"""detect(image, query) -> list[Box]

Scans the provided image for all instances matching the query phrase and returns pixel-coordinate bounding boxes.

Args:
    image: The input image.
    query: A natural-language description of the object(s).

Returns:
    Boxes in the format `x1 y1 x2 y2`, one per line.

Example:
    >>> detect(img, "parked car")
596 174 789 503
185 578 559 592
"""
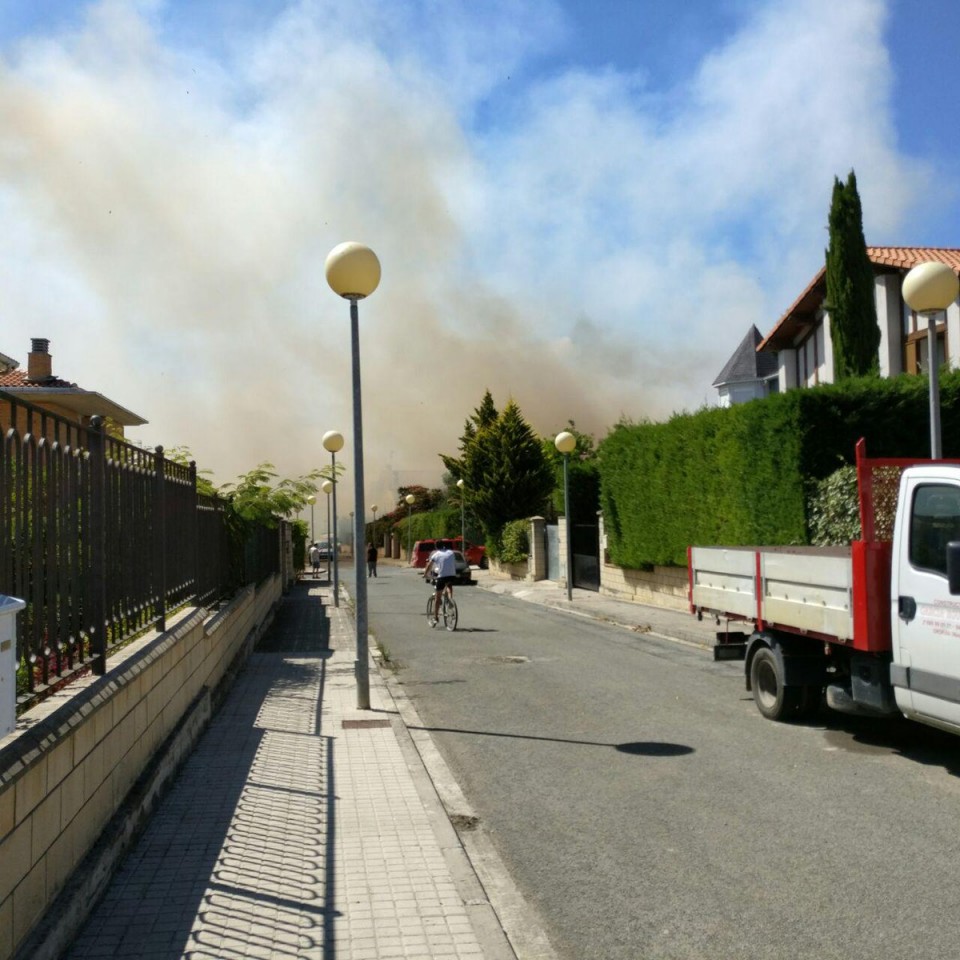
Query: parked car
422 550 472 585
451 537 487 569
315 540 336 561
411 537 487 569
410 539 436 569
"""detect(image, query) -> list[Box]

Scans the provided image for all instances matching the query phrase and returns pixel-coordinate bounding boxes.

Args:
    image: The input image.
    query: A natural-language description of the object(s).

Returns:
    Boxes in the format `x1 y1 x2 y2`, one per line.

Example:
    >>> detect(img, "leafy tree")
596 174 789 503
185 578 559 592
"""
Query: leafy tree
219 463 322 526
541 421 600 524
443 394 553 541
825 170 880 378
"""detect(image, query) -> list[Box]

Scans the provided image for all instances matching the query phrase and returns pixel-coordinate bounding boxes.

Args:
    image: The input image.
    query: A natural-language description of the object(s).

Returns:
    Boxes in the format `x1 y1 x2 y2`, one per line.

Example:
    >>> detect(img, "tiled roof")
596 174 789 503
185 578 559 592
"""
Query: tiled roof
759 246 960 352
866 246 960 270
713 325 779 386
0 369 77 389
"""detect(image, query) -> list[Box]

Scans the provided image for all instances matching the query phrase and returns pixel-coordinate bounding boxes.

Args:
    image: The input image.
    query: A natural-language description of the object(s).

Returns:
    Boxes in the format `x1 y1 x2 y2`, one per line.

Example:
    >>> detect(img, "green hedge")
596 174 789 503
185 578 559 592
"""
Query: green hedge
599 371 960 567
394 505 464 546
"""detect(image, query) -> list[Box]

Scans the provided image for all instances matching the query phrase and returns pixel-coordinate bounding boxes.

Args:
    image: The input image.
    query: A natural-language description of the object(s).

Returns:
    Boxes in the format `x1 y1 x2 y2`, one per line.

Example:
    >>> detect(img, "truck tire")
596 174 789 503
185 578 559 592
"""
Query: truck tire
750 646 802 721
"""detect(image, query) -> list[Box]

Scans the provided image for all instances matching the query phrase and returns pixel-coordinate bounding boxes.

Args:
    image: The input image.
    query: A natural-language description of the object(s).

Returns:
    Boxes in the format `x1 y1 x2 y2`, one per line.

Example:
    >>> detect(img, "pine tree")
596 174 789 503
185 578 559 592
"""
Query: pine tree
441 393 553 540
825 170 880 379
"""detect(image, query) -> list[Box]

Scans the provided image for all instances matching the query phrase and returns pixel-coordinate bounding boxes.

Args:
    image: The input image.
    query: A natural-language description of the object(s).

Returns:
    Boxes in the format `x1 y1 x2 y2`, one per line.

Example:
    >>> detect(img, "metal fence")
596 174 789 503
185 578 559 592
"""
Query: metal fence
0 389 280 708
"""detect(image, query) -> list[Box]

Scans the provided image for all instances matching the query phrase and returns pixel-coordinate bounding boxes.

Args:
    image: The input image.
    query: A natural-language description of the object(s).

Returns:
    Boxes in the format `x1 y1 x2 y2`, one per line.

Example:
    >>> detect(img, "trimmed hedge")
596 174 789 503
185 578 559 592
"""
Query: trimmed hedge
599 371 960 567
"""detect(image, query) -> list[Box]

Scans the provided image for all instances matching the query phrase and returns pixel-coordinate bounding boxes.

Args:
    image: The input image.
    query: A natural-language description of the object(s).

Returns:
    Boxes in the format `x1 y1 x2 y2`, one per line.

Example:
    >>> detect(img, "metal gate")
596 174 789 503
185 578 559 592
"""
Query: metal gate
572 523 600 591
545 523 560 580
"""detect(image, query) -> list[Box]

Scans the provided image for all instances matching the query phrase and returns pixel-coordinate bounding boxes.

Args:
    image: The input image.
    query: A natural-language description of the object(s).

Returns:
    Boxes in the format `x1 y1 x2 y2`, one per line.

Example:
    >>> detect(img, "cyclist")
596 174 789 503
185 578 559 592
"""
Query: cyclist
425 539 457 627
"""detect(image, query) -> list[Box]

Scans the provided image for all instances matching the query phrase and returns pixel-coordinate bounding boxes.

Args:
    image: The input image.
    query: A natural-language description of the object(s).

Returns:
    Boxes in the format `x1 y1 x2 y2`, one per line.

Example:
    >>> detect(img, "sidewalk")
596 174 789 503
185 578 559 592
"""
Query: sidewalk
63 568 716 960
64 578 515 960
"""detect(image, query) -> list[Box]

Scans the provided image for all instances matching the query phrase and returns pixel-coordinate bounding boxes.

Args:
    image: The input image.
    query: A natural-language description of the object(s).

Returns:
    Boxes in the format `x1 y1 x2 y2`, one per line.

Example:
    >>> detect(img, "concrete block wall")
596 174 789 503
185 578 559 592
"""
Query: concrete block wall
599 563 689 611
0 575 281 960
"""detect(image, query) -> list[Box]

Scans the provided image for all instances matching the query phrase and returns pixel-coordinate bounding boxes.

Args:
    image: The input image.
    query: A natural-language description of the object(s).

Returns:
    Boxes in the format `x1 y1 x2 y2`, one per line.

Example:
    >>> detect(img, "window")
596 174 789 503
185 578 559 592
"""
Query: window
909 484 960 575
794 325 822 388
902 308 947 376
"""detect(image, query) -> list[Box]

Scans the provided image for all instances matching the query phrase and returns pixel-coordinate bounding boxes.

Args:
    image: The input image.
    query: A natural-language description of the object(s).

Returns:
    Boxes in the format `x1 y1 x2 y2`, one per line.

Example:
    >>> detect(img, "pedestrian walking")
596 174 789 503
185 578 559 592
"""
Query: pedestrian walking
366 542 378 578
309 542 321 578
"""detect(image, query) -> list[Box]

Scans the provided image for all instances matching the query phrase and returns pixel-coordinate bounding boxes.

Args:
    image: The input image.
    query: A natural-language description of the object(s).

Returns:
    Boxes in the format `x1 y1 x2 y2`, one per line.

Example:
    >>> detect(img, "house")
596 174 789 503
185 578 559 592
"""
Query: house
0 338 147 437
758 247 960 392
712 325 779 406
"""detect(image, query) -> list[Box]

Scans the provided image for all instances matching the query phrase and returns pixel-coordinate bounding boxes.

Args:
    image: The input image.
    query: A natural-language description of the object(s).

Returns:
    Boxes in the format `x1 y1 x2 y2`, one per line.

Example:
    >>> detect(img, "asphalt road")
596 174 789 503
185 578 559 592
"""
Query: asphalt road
365 565 960 960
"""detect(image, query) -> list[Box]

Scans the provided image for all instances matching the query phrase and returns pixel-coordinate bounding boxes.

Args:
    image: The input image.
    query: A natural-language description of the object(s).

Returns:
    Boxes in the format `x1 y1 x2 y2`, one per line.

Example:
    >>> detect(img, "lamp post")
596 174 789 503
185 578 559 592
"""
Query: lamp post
456 479 465 554
321 479 333 583
371 504 378 554
903 261 960 459
307 495 316 544
349 512 354 556
323 430 344 607
405 493 415 560
326 241 381 710
555 431 576 601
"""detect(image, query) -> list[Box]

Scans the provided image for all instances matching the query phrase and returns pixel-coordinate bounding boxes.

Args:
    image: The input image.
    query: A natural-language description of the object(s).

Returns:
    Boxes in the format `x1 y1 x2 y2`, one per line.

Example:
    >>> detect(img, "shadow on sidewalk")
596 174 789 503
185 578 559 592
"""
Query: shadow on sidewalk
65 586 341 960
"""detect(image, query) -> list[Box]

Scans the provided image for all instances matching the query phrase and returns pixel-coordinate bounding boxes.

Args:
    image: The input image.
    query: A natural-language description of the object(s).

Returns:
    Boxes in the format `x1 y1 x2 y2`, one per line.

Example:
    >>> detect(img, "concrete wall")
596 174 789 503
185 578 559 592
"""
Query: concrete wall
486 517 689 612
0 575 282 960
598 563 689 612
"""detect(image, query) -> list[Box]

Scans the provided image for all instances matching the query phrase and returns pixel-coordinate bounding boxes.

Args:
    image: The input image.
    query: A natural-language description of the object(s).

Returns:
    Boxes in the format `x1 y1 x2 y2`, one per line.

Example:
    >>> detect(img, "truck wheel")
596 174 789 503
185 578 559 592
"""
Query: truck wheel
750 647 801 721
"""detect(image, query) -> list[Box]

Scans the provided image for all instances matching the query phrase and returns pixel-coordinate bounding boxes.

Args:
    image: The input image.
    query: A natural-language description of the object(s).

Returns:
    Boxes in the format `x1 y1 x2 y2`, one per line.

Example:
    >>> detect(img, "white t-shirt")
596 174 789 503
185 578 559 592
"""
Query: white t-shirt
429 548 457 578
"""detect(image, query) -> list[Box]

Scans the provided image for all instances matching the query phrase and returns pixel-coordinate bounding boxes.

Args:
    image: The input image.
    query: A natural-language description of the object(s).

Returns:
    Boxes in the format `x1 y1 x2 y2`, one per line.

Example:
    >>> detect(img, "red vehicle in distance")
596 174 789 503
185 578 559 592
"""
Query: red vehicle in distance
410 537 487 569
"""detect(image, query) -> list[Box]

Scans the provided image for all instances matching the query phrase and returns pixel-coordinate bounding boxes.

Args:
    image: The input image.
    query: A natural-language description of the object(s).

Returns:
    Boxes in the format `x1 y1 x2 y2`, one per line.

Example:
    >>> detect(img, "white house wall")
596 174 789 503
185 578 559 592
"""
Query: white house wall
877 274 902 378
773 272 960 390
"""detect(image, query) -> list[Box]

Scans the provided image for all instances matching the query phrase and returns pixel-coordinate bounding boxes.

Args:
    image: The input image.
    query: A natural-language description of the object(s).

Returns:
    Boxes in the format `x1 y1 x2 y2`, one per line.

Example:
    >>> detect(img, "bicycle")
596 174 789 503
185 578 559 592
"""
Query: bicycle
425 579 458 631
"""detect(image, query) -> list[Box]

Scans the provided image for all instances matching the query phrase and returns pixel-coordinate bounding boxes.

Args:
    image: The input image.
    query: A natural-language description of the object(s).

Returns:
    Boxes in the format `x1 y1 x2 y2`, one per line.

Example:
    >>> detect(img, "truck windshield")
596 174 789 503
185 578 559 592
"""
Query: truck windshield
909 484 960 575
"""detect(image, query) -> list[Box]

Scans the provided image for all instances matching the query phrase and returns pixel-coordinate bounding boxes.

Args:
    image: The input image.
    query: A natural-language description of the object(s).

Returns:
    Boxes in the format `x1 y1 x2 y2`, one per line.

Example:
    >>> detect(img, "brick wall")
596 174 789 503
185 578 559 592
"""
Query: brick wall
0 576 281 960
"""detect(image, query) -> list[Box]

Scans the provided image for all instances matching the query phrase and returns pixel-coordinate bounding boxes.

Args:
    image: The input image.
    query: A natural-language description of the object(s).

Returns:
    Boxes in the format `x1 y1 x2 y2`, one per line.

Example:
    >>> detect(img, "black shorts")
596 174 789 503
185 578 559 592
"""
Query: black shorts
433 575 457 592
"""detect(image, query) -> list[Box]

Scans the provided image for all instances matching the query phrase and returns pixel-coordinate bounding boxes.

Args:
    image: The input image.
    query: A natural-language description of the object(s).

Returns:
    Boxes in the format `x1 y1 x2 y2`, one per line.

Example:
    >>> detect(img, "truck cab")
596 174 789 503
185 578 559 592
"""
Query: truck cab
891 467 960 734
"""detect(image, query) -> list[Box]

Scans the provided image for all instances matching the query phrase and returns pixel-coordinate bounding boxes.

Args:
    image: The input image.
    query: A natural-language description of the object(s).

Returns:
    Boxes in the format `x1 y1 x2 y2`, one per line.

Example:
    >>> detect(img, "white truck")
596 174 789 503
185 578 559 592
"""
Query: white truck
688 441 960 733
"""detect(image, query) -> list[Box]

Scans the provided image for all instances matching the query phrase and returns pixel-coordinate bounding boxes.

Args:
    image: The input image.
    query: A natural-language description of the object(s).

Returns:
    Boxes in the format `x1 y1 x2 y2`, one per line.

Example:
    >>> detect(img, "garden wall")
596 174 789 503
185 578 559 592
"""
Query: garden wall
0 575 282 960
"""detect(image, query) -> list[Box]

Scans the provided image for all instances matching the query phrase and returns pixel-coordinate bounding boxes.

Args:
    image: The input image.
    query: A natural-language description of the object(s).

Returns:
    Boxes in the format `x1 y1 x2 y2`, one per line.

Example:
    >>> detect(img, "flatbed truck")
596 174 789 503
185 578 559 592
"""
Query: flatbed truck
688 440 960 734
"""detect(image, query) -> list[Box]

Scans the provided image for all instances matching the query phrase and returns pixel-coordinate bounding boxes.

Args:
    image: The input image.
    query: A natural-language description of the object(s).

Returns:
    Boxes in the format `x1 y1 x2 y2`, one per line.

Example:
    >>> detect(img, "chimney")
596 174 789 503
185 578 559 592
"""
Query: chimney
27 338 52 382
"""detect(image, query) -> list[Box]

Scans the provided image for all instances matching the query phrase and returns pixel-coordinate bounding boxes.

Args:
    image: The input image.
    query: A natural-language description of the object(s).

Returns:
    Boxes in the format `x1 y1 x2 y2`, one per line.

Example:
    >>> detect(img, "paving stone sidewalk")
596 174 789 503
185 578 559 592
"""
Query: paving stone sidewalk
63 579 509 960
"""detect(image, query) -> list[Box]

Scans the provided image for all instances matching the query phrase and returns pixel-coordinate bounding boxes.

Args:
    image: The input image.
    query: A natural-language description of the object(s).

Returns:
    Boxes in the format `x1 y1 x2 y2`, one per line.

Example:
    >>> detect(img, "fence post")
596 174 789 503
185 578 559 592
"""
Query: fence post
190 461 199 604
88 416 107 676
155 446 167 632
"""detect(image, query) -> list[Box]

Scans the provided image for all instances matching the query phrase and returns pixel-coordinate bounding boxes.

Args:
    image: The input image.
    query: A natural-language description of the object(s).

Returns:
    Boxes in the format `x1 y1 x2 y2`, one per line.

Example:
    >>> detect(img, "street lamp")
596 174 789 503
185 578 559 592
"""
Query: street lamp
306 495 316 544
405 493 415 560
321 479 333 583
323 429 344 607
456 479 465 555
371 504 378 551
326 240 381 710
555 431 576 601
903 261 960 459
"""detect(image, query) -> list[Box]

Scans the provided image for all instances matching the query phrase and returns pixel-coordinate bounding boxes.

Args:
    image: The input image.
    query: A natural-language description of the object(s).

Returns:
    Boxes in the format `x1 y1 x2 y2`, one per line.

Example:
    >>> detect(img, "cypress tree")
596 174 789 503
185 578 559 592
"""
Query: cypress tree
825 170 880 379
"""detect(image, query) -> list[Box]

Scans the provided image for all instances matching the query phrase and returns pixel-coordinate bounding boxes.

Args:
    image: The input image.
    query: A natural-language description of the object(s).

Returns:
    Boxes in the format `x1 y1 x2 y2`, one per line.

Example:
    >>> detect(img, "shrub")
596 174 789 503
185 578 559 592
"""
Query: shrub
808 466 860 545
499 519 530 564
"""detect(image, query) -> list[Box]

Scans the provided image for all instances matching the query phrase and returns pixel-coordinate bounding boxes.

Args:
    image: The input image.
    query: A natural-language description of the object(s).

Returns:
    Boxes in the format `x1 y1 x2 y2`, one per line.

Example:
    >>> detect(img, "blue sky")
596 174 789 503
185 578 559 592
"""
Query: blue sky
0 0 957 502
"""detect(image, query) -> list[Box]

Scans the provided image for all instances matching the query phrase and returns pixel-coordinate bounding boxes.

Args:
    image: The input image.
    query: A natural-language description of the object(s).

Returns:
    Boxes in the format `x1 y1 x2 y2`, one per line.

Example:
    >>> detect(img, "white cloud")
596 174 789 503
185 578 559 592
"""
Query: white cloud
0 0 933 509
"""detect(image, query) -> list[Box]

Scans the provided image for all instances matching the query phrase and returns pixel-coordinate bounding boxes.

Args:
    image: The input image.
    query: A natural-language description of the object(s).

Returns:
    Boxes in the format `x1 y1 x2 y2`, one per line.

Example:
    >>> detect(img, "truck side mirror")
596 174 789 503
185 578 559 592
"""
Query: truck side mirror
948 542 960 595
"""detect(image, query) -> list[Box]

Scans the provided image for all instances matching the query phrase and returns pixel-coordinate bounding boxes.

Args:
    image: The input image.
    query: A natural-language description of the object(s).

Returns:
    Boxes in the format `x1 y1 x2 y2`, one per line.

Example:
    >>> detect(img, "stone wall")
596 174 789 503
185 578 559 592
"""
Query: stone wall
599 563 689 611
0 575 282 960
486 517 689 612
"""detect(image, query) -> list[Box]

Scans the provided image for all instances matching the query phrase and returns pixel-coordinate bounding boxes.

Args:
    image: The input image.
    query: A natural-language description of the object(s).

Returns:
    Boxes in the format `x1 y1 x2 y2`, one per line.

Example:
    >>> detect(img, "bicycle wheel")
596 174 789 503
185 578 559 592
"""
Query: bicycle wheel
442 593 458 631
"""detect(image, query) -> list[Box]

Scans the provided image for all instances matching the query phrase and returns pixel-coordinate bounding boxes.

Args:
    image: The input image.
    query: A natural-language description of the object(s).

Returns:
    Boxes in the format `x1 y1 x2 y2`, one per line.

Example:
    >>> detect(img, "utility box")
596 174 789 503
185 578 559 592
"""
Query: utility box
0 595 25 738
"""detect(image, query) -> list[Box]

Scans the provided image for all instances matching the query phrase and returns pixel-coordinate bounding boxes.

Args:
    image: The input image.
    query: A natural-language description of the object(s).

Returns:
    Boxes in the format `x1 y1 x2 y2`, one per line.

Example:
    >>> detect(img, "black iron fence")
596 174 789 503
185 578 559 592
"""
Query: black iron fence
0 389 280 708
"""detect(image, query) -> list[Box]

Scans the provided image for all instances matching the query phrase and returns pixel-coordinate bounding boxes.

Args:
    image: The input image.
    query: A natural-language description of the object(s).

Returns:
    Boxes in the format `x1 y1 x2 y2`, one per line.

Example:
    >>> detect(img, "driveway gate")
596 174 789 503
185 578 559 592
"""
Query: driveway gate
571 523 600 591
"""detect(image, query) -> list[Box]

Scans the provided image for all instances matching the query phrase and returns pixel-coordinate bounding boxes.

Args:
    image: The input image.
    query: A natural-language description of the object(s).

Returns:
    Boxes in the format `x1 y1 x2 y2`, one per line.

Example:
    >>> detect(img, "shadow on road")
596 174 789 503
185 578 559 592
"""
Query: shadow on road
407 722 694 758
